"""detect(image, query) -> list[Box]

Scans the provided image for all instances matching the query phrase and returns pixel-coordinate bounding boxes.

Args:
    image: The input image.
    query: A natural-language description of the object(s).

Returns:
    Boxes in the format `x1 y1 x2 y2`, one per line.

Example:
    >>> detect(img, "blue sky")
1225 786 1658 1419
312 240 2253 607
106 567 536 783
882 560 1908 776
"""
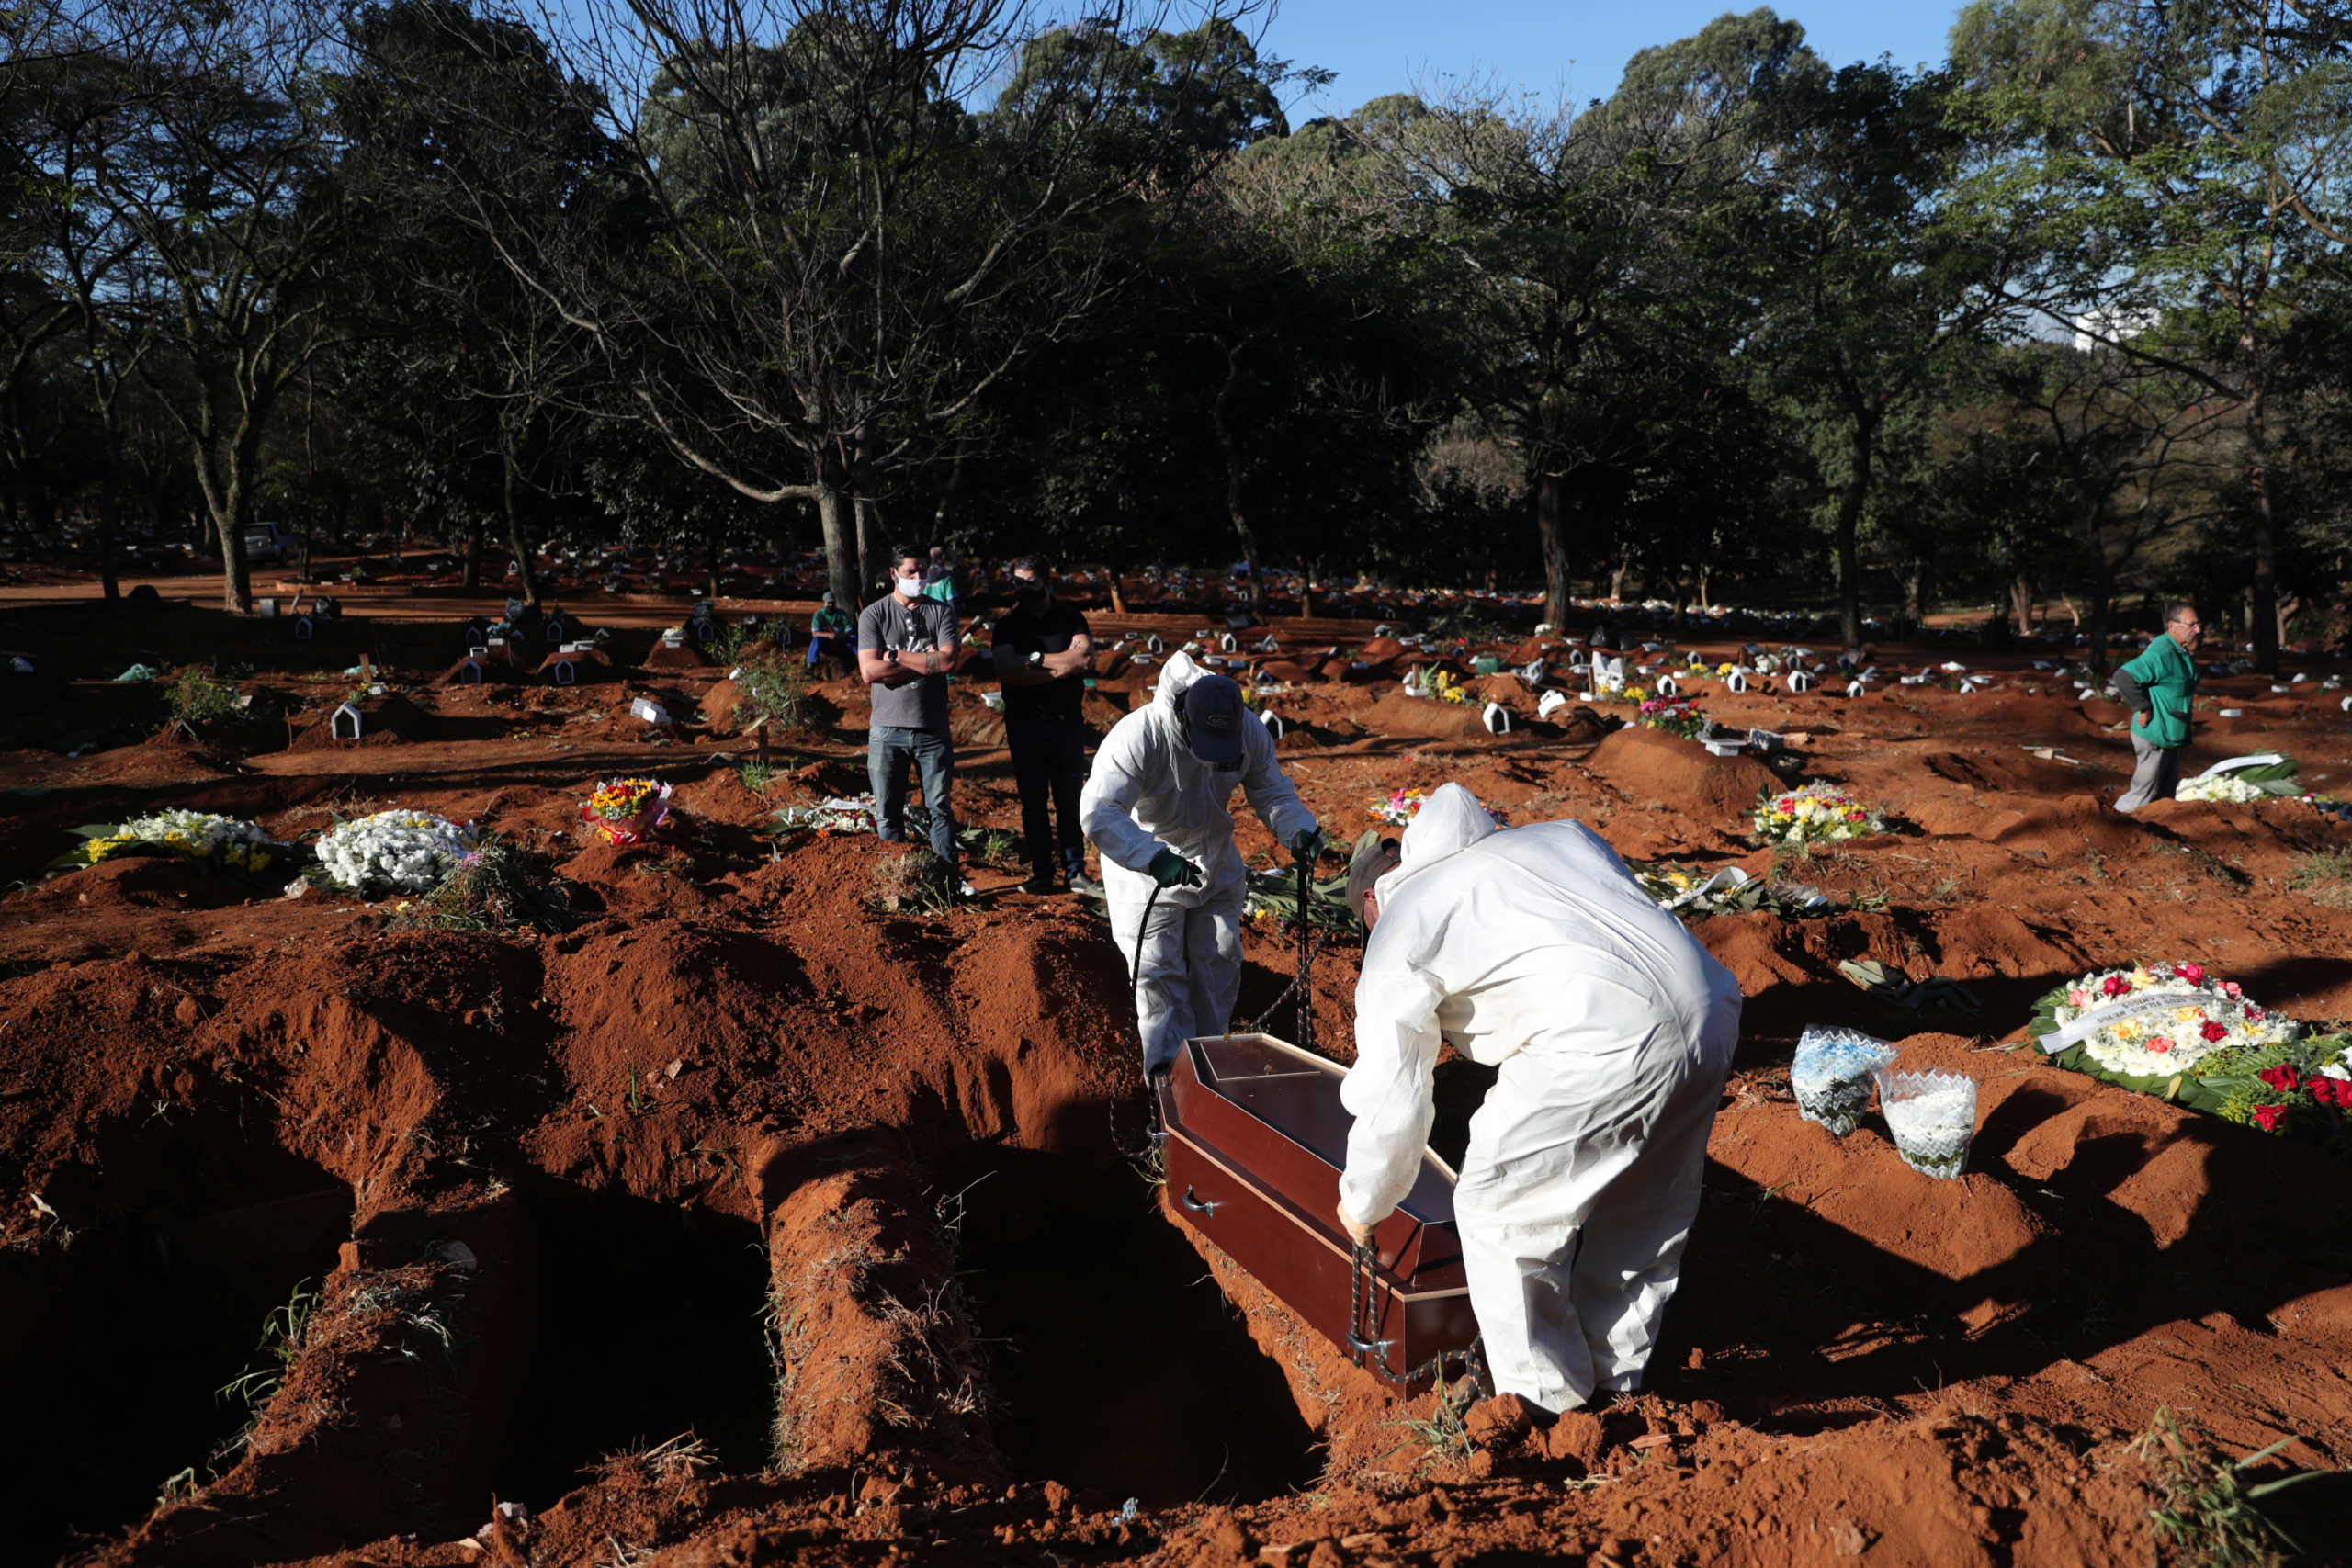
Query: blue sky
1251 1 1969 120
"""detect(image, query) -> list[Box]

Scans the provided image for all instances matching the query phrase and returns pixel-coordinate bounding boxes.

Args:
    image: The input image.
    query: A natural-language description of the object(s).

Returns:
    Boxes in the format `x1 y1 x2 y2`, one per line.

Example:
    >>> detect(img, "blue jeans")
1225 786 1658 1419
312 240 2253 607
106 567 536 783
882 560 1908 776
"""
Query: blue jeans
869 724 956 867
1007 715 1088 881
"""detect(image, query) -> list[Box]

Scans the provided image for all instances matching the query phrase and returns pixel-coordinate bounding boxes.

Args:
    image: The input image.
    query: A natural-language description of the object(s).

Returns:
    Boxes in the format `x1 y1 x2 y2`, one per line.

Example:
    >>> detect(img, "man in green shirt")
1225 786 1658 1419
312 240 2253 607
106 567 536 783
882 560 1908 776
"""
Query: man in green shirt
2111 603 2203 813
806 591 855 672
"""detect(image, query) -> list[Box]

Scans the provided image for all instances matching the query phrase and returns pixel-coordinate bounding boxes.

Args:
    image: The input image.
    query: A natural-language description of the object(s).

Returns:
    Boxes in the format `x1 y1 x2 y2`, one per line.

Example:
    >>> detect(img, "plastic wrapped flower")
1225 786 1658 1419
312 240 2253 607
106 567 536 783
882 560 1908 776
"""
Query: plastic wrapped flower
315 810 475 896
1754 783 1884 845
584 777 673 845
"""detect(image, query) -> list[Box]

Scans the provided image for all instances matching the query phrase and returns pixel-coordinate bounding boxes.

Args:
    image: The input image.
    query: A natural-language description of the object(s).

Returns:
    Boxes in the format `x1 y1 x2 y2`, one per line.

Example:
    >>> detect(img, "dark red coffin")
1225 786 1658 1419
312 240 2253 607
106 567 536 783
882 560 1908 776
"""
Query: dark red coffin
1156 1032 1477 1385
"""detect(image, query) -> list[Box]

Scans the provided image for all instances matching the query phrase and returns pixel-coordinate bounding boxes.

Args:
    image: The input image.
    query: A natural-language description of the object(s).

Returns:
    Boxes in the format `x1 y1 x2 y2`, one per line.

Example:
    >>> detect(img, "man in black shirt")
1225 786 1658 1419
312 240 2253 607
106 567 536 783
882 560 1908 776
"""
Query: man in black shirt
992 553 1095 894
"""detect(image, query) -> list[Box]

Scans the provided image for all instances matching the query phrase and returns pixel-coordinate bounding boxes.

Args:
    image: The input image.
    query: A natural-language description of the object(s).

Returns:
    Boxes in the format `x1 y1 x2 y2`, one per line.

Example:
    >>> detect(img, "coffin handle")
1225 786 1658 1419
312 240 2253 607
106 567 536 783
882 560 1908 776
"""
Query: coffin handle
1346 1330 1395 1357
1179 1186 1222 1215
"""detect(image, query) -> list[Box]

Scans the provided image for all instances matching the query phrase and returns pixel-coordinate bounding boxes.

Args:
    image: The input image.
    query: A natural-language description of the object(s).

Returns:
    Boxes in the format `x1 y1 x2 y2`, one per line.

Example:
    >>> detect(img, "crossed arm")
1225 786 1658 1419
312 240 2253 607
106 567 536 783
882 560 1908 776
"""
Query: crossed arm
992 632 1093 686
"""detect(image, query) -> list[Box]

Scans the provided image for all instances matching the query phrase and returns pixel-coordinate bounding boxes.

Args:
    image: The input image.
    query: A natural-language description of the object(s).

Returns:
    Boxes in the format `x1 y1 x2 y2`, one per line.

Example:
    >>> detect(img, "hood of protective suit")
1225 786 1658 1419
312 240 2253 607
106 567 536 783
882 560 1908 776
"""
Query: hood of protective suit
1150 648 1210 715
1079 649 1317 908
1374 783 1496 912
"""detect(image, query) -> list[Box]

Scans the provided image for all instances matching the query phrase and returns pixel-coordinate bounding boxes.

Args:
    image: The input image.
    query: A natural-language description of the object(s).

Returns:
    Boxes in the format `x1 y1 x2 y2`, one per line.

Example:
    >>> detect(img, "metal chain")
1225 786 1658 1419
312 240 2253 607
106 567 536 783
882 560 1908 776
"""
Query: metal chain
1239 924 1323 1040
1347 1240 1489 1394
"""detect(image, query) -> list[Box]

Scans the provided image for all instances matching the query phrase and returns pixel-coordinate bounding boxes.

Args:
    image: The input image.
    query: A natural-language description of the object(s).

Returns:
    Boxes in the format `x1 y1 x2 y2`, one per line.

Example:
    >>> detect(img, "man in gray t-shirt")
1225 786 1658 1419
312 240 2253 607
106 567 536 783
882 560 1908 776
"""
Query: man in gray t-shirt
859 545 963 880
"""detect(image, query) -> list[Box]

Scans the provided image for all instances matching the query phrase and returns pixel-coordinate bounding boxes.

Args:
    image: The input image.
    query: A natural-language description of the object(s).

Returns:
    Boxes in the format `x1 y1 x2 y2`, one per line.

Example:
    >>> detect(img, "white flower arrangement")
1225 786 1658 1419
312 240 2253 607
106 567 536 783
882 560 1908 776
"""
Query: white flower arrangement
79 809 287 876
2174 772 2266 804
2035 964 2295 1078
316 809 476 895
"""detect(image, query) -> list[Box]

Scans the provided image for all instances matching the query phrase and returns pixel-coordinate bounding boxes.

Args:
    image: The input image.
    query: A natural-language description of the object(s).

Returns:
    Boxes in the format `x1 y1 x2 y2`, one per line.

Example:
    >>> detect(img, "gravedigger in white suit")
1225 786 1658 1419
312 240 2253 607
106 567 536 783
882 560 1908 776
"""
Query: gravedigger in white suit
1080 650 1320 1077
1336 784 1742 1412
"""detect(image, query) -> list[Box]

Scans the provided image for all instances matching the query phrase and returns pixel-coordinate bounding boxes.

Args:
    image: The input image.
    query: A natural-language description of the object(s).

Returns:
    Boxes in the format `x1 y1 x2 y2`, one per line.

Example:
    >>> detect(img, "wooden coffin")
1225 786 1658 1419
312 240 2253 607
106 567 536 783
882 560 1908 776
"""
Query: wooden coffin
1156 1032 1477 1386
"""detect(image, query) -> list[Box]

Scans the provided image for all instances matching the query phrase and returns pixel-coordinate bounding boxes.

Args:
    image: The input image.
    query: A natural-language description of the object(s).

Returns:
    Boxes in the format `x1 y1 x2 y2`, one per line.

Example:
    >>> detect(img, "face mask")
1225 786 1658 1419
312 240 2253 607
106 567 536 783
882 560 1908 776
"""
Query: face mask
1014 582 1046 610
896 574 925 596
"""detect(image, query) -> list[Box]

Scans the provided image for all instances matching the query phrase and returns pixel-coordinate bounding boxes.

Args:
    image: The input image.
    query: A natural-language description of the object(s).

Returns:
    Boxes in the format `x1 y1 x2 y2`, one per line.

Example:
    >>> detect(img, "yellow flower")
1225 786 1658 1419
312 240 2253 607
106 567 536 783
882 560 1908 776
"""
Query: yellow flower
2172 1006 2202 1024
2114 1021 2143 1042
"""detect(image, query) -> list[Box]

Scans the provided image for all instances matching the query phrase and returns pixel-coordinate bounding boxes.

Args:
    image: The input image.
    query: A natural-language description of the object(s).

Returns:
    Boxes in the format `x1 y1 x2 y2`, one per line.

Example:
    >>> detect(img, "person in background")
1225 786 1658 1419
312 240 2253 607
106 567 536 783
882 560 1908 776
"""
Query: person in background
807 590 855 671
859 546 965 891
1080 653 1319 1077
1337 785 1742 1414
992 554 1097 895
922 545 958 618
2112 602 2203 813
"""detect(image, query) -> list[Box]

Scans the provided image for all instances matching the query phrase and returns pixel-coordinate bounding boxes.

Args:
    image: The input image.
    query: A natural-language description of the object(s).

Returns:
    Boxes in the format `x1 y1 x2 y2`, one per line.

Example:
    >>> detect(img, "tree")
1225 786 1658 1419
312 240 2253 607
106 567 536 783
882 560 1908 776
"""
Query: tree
422 0 1275 609
73 0 357 612
1357 9 1815 631
335 0 615 602
1748 49 2022 655
1951 0 2352 670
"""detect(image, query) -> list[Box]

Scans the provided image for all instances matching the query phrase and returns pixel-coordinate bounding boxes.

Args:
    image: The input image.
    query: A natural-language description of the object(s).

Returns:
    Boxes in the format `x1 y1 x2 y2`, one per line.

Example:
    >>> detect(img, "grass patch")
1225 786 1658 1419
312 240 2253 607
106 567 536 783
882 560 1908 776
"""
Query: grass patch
738 760 775 794
869 845 958 917
2138 1408 2320 1568
164 668 243 731
732 652 840 737
2288 849 2352 909
391 839 577 935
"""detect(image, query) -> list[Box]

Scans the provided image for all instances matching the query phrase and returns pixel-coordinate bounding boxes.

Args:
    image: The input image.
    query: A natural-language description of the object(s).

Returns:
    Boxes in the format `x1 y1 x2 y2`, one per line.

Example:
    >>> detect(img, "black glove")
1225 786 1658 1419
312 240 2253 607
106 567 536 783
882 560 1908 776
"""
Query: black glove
1287 828 1322 858
1148 849 1204 889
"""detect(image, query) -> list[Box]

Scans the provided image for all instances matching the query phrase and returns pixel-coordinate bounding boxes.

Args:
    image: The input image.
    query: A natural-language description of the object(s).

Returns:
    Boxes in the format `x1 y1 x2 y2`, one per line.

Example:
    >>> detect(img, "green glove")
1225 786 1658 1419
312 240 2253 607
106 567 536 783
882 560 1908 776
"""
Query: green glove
1148 849 1204 889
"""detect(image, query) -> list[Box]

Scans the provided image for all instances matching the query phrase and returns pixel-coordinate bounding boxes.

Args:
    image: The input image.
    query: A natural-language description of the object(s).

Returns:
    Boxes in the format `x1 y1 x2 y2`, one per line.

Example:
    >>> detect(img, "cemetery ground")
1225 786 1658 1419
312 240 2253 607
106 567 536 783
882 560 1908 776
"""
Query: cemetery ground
3 569 2351 1568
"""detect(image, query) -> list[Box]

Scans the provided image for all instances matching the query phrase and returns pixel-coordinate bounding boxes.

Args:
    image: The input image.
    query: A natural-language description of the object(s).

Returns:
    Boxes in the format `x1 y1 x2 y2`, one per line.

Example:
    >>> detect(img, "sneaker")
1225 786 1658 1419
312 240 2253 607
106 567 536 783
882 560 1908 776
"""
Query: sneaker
958 881 978 899
1067 872 1101 896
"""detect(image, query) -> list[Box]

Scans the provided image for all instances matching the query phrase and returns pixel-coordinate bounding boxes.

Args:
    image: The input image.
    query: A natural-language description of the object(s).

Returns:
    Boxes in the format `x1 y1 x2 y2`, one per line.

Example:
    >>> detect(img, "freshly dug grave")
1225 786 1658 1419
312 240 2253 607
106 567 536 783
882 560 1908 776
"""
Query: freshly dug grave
2 597 2351 1568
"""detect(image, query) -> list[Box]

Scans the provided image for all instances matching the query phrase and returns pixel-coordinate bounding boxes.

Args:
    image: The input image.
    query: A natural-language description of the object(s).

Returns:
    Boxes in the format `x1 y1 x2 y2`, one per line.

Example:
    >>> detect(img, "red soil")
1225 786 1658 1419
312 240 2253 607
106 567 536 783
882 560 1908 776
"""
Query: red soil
1 582 2348 1568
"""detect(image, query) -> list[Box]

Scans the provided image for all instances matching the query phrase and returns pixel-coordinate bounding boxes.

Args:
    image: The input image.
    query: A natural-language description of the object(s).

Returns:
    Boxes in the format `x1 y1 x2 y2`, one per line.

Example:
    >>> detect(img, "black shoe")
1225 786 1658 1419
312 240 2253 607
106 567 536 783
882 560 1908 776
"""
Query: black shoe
1021 874 1058 895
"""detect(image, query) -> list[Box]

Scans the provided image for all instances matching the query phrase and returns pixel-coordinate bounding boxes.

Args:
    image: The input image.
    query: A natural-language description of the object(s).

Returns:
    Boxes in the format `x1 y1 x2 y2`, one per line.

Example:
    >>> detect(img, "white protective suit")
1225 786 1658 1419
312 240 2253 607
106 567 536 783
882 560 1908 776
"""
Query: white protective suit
1338 784 1742 1412
1080 651 1319 1075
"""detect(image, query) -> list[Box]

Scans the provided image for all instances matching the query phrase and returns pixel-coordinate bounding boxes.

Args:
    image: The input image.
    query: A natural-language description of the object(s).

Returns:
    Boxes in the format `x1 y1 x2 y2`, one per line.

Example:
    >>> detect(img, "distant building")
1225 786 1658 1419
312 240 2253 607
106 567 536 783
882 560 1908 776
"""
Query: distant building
2072 306 2160 353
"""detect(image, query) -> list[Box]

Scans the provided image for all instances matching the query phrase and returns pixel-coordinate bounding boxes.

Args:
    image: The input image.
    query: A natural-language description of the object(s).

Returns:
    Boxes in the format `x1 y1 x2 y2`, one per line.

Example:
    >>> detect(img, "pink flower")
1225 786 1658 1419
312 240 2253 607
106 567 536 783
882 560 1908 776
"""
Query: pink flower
2222 981 2243 999
2068 988 2091 1009
2149 1036 2173 1055
2177 963 2206 985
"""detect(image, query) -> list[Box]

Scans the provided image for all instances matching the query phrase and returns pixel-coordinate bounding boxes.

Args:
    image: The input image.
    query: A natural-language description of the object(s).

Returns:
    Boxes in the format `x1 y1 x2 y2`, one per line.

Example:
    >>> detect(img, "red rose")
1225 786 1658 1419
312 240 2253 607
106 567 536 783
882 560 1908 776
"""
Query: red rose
2102 976 2132 998
2200 1021 2230 1043
2256 1065 2301 1093
2246 1006 2267 1022
2312 1078 2350 1109
2177 964 2206 985
2252 1104 2287 1133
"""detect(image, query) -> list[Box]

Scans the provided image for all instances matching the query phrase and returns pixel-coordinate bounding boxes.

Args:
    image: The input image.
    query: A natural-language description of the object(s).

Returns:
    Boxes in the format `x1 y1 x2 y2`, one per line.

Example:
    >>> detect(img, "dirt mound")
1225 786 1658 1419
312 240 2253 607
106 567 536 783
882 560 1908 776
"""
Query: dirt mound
1921 748 2107 795
1584 723 1782 821
641 638 709 671
287 693 432 750
1968 794 2148 858
1362 690 1508 741
14 853 252 916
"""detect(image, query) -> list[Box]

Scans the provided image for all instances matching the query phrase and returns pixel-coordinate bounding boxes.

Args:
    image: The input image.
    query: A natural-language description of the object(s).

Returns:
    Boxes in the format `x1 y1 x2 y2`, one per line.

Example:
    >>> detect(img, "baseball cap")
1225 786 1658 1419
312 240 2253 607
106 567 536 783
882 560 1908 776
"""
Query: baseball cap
1179 674 1248 766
